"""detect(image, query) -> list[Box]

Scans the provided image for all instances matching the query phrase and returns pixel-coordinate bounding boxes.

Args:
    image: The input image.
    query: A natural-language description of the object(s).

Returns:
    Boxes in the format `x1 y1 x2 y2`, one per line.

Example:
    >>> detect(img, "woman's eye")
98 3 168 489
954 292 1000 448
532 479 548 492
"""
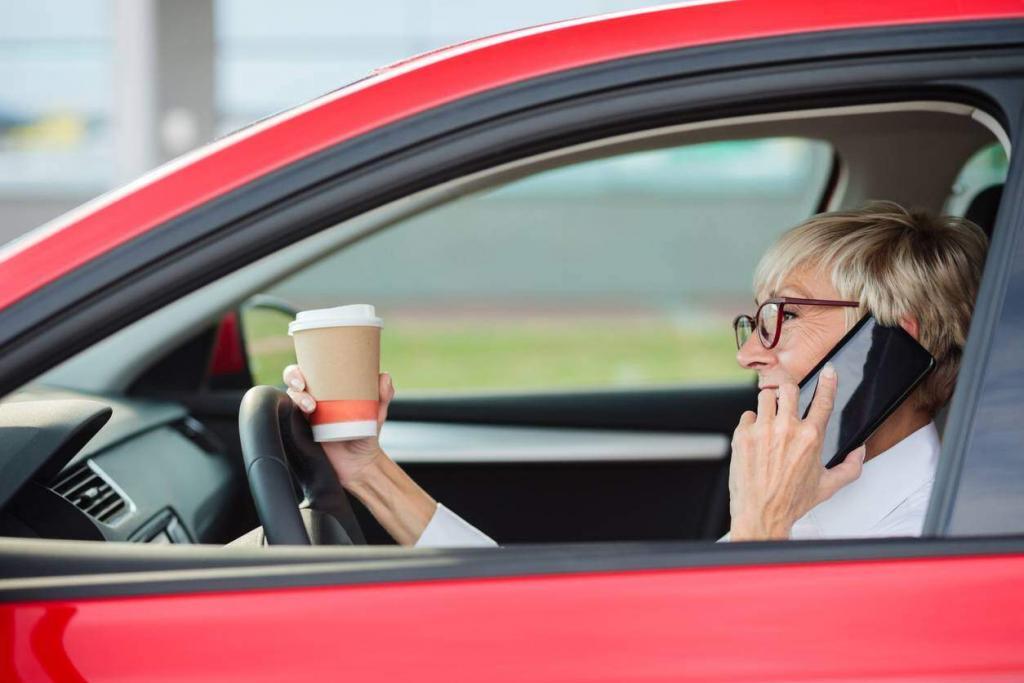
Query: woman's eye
783 311 798 321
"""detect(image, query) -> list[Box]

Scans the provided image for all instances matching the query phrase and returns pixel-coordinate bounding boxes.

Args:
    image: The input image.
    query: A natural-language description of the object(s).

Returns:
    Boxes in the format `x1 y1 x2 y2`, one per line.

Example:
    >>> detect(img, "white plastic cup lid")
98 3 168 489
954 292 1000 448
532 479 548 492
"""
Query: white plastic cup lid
288 304 383 335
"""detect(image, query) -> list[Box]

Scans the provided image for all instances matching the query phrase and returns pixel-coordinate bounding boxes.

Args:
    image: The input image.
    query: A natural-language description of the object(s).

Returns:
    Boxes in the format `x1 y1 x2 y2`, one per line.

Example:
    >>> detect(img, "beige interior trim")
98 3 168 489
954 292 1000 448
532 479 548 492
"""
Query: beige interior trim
380 421 729 463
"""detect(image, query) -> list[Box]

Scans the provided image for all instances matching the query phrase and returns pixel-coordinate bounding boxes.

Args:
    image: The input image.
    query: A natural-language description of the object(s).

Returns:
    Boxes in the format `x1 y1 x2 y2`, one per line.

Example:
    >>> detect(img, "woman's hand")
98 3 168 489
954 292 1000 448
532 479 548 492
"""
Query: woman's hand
728 364 866 541
283 364 395 488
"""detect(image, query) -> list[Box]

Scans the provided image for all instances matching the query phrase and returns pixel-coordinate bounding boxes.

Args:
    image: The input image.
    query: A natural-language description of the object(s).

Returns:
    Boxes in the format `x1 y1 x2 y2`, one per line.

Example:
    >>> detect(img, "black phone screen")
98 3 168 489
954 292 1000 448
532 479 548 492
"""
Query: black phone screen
797 316 935 469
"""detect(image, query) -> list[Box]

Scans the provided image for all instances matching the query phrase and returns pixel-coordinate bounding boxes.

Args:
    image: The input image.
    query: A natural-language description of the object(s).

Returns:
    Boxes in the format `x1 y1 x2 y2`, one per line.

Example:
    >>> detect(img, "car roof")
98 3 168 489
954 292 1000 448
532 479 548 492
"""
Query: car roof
2 0 1022 310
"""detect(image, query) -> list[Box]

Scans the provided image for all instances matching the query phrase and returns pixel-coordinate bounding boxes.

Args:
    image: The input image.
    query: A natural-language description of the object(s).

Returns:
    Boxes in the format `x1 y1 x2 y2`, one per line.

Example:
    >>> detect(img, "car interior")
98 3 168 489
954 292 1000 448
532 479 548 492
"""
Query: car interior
0 99 1008 549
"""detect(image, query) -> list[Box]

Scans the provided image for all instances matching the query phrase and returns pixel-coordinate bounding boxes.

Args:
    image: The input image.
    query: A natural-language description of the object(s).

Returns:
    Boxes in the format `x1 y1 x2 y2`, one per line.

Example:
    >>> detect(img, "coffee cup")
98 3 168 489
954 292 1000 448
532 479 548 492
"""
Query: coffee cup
288 304 383 441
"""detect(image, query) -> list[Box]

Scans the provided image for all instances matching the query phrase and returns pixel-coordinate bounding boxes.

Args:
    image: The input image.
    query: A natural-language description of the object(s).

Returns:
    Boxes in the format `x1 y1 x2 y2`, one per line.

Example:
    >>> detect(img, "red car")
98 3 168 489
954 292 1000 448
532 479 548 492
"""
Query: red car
3 1 1024 680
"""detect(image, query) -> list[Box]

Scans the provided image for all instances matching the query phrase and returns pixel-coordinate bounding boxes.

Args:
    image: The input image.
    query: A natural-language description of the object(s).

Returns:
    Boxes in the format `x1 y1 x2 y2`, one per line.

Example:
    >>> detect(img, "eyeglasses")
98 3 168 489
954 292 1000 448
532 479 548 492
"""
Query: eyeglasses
733 297 860 350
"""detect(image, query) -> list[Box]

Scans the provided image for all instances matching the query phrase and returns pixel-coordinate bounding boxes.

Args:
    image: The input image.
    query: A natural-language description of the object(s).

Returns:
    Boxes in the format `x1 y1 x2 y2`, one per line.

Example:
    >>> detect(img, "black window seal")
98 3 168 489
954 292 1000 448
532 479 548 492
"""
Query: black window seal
2 534 1024 603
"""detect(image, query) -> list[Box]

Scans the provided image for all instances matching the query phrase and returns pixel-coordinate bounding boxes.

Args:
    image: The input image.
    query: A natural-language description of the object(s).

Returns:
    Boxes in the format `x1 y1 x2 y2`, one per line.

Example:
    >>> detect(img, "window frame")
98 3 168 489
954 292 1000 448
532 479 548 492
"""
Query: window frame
1 23 1024 596
924 83 1024 537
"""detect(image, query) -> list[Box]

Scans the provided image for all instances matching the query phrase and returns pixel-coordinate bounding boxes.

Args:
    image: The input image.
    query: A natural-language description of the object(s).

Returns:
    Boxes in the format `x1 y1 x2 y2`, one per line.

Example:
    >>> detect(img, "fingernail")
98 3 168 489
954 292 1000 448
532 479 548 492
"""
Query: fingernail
822 362 836 378
289 378 303 391
301 397 314 412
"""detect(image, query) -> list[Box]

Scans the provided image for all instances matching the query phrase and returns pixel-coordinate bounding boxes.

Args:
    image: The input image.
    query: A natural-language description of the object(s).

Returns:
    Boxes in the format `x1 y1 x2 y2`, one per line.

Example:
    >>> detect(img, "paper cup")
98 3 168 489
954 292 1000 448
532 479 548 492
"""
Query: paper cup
288 304 383 441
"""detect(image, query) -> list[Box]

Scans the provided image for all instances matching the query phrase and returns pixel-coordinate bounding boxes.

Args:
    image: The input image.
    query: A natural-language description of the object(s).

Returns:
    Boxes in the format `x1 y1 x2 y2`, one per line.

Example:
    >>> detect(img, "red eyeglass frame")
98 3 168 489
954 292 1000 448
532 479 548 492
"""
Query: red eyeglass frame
733 296 860 350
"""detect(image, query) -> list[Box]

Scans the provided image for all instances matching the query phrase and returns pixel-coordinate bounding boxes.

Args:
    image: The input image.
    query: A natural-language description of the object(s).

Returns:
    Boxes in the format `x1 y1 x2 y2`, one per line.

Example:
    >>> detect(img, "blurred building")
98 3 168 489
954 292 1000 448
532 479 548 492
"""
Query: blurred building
0 0 656 243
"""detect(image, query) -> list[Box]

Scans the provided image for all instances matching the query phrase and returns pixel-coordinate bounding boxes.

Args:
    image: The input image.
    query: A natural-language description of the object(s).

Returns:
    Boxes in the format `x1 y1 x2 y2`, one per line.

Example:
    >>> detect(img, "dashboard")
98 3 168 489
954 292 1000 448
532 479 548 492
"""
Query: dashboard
0 385 246 545
1 382 739 547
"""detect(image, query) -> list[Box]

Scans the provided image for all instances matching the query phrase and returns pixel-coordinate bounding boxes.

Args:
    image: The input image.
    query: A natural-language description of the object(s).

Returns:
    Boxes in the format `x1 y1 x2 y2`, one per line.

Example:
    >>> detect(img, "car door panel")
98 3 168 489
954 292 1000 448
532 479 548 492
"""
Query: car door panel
176 384 753 543
382 422 730 463
397 459 729 544
3 541 1024 682
383 422 731 543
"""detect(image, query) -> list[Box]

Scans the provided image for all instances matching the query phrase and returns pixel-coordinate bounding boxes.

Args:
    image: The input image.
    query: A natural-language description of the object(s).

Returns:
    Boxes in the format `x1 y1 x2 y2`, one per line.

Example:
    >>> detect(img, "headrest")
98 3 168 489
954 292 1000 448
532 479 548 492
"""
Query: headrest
965 184 1003 240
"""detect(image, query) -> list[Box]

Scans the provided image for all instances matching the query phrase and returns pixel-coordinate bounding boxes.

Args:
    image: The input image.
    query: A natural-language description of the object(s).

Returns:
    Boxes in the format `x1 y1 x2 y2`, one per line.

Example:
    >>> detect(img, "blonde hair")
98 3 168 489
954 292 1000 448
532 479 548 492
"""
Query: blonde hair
754 201 988 415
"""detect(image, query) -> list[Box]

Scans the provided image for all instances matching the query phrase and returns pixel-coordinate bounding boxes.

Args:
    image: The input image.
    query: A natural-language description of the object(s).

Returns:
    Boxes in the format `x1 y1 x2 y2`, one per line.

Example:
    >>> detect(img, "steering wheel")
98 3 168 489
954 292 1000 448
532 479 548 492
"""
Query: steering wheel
238 385 365 545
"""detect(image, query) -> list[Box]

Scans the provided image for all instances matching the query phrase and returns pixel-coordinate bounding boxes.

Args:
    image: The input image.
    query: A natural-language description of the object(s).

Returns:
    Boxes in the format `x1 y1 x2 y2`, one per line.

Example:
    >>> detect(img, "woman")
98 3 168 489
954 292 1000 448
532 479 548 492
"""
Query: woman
284 201 987 545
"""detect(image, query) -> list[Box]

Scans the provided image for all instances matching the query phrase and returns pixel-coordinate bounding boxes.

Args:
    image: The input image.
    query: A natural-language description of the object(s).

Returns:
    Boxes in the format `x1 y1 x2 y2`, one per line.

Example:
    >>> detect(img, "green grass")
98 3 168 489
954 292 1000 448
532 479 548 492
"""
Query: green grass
242 308 750 392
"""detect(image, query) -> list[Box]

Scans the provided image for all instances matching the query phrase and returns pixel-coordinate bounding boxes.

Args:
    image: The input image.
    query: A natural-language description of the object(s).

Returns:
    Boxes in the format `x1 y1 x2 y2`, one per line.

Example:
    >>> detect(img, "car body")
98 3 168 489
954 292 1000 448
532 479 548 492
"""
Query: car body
3 1 1024 680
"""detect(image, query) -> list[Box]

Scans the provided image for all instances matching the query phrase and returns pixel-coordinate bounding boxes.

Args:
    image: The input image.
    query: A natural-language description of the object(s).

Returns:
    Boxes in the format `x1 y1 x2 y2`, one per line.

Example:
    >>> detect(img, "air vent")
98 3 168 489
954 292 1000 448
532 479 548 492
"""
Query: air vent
51 465 127 524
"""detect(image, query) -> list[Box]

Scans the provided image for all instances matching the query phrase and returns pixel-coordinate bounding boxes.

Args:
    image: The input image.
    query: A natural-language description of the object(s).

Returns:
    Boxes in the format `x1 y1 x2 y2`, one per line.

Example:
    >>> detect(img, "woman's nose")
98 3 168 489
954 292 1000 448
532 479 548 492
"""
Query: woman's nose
736 331 775 370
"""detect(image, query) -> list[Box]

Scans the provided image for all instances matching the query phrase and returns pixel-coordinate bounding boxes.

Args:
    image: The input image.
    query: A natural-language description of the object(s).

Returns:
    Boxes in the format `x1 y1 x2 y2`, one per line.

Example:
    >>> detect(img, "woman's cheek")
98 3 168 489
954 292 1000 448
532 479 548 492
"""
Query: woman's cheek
776 331 833 382
774 345 812 383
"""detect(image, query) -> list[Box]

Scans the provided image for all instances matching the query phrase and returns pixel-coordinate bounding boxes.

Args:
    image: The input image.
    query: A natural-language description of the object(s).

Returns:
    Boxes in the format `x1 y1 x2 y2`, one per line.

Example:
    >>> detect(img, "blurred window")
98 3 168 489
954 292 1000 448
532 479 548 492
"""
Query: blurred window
248 138 835 391
0 1 113 197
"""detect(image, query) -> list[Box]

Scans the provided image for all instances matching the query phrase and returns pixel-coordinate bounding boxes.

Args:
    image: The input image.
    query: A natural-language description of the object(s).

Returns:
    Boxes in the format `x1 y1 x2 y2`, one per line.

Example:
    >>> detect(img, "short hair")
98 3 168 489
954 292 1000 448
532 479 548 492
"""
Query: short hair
753 201 988 415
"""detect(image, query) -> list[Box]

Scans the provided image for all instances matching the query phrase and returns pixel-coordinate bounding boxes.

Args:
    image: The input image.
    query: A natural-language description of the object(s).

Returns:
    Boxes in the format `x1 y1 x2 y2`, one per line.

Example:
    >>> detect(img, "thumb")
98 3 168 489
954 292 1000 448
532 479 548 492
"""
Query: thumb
376 373 394 432
818 445 866 500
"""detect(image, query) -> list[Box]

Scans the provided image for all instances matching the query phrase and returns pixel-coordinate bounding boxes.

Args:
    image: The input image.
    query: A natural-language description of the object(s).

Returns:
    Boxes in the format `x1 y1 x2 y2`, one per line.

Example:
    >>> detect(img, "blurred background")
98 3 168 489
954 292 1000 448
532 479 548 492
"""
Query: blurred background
2 1 1008 393
2 0 667 240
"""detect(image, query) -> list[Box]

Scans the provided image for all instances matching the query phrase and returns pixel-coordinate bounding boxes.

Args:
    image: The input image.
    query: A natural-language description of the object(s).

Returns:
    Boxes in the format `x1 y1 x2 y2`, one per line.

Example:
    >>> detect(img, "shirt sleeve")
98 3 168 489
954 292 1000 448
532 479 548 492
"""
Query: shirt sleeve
415 503 498 548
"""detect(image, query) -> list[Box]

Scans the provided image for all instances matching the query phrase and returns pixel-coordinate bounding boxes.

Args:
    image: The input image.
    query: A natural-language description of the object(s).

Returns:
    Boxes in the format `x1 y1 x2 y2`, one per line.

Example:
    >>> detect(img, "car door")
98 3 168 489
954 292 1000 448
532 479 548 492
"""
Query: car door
3 12 1024 682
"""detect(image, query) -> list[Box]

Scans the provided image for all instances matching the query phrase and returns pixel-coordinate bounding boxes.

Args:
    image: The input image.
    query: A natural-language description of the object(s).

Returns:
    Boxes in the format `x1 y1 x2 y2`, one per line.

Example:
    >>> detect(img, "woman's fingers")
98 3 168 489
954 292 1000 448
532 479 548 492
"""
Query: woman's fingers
818 444 865 500
733 411 756 447
283 364 314 413
377 373 394 429
283 364 305 391
286 387 316 414
805 363 838 429
776 382 798 420
756 388 777 424
378 372 394 406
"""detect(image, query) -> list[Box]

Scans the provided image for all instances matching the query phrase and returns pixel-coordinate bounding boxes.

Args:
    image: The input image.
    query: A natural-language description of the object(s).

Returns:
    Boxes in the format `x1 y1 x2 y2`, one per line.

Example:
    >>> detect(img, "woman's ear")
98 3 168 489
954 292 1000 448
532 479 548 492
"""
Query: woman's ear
899 315 921 340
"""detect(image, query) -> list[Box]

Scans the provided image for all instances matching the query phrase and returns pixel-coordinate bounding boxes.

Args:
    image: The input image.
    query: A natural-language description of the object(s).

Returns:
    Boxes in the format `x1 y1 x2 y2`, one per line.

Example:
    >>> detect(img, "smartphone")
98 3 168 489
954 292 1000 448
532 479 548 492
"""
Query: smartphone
797 315 936 469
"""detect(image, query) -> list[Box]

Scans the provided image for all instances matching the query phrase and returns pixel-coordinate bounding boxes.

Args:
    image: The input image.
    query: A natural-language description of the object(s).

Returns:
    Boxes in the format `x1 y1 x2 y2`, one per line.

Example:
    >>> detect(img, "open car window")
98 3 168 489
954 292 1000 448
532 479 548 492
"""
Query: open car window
7 99 1008 550
245 137 835 394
